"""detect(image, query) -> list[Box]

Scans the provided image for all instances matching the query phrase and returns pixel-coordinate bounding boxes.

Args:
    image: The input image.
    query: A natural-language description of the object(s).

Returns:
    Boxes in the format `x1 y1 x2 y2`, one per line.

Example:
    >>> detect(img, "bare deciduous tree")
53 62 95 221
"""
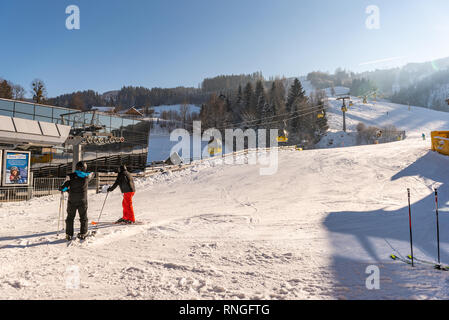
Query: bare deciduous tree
12 85 26 100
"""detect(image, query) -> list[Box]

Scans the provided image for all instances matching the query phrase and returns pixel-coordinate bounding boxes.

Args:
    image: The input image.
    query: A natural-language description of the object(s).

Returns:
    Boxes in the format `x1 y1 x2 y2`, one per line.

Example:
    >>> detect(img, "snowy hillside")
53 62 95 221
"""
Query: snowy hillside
3 100 449 299
317 97 449 149
284 77 315 96
324 87 350 97
146 105 201 163
149 104 201 117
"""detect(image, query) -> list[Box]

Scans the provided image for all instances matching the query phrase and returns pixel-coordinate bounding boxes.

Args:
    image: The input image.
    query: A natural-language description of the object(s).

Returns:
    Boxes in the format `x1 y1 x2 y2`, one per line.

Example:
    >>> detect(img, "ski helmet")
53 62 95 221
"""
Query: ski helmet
75 161 87 172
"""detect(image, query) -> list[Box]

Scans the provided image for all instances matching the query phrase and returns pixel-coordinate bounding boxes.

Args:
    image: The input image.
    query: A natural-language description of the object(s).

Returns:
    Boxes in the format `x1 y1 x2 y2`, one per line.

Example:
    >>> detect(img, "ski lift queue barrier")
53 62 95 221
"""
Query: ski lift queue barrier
432 131 449 156
0 177 66 202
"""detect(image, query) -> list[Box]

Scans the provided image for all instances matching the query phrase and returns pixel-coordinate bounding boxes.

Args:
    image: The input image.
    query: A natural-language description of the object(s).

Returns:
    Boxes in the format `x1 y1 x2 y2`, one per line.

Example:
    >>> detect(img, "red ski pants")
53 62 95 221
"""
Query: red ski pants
122 192 135 222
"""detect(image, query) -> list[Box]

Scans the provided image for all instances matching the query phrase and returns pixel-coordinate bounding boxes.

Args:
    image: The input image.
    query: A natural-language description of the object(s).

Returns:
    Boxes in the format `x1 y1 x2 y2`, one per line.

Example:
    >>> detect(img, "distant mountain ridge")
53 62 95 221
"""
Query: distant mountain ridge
44 56 449 113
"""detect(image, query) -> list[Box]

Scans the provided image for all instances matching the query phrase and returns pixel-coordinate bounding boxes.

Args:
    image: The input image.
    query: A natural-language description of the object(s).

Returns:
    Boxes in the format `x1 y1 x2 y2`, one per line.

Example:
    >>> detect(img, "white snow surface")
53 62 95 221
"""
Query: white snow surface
3 99 449 300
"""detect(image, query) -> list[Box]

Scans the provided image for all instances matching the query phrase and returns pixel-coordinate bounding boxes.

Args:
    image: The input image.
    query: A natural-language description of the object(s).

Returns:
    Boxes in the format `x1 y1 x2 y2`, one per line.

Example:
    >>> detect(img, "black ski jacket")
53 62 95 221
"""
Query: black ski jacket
109 170 136 194
60 171 94 203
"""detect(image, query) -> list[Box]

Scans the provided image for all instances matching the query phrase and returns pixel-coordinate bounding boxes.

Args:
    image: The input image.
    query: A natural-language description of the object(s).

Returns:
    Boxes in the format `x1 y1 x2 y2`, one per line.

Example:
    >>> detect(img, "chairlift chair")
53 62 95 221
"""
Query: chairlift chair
277 120 289 143
208 137 223 156
317 111 325 119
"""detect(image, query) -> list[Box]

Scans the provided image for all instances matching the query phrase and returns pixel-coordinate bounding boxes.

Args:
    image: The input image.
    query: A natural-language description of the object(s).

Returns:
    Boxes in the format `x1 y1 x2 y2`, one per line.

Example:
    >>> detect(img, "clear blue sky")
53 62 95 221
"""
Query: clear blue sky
1 0 449 97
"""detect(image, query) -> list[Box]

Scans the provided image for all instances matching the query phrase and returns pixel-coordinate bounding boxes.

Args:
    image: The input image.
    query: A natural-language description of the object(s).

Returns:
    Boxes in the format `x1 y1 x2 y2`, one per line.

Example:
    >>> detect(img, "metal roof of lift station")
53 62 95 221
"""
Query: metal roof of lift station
0 115 71 148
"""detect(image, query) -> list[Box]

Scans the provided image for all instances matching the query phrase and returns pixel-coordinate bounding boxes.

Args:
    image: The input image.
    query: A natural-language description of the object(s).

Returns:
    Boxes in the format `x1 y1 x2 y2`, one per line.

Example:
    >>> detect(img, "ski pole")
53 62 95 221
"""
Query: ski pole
435 188 441 266
62 192 66 233
407 188 414 267
57 192 63 236
92 192 109 234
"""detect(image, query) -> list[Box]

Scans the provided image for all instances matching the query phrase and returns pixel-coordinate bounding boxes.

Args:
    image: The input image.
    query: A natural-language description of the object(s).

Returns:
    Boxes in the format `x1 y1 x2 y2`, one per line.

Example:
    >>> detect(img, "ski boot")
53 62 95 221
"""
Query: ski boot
66 235 74 241
77 233 89 240
115 218 125 224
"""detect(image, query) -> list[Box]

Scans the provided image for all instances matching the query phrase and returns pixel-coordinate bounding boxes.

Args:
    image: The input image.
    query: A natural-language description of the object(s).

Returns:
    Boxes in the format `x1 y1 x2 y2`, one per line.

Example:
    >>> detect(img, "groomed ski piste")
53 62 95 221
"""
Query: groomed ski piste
3 98 449 300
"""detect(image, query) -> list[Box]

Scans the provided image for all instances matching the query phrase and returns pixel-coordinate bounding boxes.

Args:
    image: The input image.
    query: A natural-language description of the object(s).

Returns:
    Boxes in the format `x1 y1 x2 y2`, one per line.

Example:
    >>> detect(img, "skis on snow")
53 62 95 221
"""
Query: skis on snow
390 188 449 271
113 220 144 225
66 232 96 246
66 221 145 245
390 254 412 265
390 254 449 271
406 255 449 271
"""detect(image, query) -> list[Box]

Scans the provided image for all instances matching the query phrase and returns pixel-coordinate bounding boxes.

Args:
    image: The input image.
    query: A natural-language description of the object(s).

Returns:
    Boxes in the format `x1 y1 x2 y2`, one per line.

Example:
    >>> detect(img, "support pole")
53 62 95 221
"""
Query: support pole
57 192 64 236
72 144 83 172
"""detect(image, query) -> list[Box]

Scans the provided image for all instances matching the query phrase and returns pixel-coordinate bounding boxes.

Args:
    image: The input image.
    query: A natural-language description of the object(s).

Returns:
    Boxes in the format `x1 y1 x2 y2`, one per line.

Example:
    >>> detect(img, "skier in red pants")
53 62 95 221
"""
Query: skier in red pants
108 165 136 224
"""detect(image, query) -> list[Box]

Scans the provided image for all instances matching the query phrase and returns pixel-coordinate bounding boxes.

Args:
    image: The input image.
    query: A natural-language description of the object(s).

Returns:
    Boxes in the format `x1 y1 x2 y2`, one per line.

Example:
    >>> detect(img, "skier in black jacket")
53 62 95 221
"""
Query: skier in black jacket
59 161 94 240
107 165 136 224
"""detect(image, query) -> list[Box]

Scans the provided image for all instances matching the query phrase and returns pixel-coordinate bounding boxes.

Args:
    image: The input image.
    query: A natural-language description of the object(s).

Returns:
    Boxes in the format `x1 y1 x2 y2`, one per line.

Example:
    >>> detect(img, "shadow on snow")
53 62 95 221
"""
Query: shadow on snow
323 151 449 299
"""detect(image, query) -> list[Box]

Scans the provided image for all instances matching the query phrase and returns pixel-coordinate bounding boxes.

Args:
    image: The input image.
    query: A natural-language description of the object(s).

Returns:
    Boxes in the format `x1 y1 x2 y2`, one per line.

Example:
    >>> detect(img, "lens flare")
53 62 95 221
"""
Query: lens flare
431 60 439 71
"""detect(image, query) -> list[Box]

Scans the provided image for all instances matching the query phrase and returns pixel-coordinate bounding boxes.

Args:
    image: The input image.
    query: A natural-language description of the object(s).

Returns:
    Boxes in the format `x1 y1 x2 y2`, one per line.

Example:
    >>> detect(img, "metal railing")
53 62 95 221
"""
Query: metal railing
33 178 67 198
31 152 148 178
0 187 33 202
0 178 66 203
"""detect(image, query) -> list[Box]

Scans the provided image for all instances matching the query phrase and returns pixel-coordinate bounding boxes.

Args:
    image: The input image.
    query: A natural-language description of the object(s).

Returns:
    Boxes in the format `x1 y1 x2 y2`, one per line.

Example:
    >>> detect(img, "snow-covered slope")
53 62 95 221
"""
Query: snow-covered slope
2 101 449 300
317 97 449 148
149 104 201 117
324 86 350 97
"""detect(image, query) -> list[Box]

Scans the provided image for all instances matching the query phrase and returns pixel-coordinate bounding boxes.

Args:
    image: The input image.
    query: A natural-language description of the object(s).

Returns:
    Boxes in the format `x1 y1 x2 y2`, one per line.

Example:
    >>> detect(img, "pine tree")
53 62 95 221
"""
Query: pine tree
310 90 329 138
230 85 243 124
286 79 309 143
286 78 306 112
0 80 13 99
269 79 286 115
70 92 85 110
236 85 243 105
254 80 266 123
261 102 275 127
243 82 255 113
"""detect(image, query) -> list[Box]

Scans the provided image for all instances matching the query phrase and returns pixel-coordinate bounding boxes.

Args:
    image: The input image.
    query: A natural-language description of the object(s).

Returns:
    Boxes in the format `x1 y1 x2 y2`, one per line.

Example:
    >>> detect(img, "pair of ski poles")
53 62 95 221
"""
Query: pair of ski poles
407 188 441 268
56 191 110 237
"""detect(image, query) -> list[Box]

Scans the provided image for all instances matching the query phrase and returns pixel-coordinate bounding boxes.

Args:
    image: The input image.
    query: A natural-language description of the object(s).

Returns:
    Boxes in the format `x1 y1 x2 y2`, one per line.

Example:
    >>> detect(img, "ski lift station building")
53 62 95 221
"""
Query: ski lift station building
0 98 150 186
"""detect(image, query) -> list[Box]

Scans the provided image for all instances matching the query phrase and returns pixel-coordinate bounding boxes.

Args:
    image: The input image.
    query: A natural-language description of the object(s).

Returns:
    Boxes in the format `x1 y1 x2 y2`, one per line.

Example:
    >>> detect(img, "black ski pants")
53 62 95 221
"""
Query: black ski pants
66 200 88 236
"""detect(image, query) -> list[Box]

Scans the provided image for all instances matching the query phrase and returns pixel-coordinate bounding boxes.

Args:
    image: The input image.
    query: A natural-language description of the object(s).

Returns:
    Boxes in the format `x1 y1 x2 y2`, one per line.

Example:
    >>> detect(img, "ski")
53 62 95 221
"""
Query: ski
113 220 145 226
66 237 76 247
89 221 146 237
390 254 412 265
391 254 449 271
92 221 145 226
406 255 449 271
